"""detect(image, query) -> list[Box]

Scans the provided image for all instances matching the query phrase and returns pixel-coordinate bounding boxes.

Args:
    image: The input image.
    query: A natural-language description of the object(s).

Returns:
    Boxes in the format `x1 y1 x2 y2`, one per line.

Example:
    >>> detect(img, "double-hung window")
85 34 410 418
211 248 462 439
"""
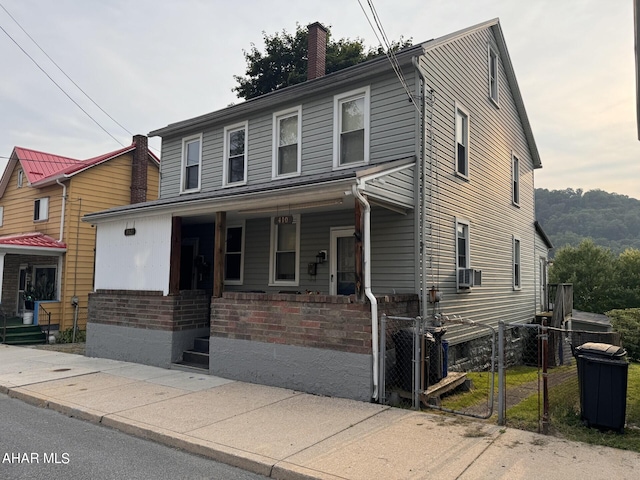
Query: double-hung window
225 224 244 284
488 46 499 105
512 153 520 206
455 104 469 178
333 87 370 168
269 215 300 285
273 107 301 178
224 122 248 186
34 197 49 221
513 236 521 290
181 135 202 193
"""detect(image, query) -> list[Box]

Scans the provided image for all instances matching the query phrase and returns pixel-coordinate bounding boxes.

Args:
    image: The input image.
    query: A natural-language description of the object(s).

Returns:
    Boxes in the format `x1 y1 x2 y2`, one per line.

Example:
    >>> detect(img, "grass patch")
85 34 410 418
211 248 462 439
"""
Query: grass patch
438 362 640 452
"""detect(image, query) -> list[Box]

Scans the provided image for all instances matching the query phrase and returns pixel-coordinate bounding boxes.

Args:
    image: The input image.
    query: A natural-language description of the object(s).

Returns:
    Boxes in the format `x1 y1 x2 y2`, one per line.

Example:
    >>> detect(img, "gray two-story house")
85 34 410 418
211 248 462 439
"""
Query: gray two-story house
84 18 548 402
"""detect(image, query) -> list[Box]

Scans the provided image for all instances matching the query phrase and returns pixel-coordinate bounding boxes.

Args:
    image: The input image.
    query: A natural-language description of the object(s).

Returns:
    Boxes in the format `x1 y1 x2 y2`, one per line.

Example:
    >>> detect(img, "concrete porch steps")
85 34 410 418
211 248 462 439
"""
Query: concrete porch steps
1 321 46 345
172 336 209 372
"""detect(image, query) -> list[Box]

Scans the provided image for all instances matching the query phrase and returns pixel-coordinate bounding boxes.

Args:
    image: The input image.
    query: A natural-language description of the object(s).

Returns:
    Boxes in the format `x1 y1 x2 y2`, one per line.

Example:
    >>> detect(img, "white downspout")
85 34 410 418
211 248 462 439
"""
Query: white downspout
56 178 67 242
352 181 379 402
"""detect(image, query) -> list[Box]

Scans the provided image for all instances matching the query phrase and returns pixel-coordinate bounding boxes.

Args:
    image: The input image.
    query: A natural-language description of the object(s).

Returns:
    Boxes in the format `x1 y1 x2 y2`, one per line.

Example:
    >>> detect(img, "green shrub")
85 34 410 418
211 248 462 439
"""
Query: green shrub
607 308 640 361
56 327 86 344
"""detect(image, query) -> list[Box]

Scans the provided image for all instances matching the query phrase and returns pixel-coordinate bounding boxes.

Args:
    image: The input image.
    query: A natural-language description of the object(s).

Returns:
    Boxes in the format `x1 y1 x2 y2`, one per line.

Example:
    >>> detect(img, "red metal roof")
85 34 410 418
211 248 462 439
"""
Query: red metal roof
13 147 81 184
0 233 67 250
12 142 159 184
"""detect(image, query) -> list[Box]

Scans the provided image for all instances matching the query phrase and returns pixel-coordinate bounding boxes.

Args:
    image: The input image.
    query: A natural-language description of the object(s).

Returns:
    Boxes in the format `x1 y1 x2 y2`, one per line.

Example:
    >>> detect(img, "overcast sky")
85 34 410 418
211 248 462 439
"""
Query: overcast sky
1 1 638 199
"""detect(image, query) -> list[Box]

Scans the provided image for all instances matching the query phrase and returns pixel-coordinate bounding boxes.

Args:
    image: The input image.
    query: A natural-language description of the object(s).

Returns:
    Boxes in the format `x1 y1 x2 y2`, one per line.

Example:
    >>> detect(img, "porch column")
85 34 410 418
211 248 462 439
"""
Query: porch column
213 211 226 298
0 253 5 303
354 201 364 302
169 217 182 295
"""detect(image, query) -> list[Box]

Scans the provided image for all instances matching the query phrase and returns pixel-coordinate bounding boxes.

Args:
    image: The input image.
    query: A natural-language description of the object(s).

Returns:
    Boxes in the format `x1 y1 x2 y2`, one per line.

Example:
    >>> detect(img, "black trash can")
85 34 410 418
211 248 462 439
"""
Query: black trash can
574 342 628 432
425 326 447 386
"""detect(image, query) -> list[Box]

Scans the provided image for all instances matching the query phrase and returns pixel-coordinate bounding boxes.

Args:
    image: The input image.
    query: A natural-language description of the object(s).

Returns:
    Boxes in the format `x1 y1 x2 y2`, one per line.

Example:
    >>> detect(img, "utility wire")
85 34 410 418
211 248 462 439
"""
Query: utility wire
0 22 125 147
356 0 419 112
0 2 133 138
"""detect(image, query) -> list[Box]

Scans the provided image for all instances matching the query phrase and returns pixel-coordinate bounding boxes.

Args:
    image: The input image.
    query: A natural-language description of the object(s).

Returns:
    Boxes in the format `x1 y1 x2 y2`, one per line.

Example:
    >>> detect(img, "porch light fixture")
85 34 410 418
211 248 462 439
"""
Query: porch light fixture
239 198 343 215
315 250 327 265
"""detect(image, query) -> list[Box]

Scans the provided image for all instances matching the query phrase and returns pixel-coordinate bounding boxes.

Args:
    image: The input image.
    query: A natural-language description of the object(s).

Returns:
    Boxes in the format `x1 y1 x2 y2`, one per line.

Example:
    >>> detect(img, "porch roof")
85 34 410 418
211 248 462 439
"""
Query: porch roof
83 156 416 224
0 233 67 255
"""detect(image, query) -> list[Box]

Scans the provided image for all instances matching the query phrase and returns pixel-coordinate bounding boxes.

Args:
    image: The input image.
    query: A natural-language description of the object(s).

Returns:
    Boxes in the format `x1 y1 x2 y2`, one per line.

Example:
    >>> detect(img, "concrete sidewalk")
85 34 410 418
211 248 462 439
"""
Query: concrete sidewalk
0 344 638 479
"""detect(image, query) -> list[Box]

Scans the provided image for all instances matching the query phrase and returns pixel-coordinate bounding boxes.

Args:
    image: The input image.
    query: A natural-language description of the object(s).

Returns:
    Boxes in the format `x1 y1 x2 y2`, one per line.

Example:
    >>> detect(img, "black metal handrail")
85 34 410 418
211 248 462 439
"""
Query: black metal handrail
38 303 52 342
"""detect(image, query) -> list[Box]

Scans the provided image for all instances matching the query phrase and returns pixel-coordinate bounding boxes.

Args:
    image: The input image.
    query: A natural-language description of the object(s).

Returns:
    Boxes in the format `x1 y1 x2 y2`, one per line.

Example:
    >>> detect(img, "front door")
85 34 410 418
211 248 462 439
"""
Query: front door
330 228 356 296
17 265 27 315
180 238 199 290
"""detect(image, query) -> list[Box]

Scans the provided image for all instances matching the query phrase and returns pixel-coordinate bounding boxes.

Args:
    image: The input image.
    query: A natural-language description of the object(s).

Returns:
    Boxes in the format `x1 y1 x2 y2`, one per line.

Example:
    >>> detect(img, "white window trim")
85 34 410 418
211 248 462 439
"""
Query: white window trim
488 45 499 106
33 264 60 301
223 121 248 187
268 214 301 286
272 106 302 179
179 133 203 194
224 222 245 285
333 86 370 170
513 235 522 290
454 102 470 180
512 152 520 207
0 206 4 227
34 197 49 222
455 217 471 291
17 170 23 188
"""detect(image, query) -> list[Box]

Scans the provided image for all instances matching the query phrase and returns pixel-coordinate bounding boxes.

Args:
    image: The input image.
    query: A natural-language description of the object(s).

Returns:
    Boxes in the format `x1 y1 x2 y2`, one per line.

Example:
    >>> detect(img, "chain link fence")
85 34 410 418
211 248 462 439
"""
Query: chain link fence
380 314 626 436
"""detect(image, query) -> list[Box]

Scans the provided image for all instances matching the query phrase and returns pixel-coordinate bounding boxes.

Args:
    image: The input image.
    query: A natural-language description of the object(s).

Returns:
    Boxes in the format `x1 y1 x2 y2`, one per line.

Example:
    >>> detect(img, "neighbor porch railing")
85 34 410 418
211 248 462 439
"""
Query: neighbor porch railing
38 303 52 342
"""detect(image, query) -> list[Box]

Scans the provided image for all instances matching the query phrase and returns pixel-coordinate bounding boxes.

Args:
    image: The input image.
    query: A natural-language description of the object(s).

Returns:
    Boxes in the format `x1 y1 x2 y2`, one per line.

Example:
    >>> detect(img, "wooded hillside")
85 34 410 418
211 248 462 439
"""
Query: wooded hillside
535 188 640 254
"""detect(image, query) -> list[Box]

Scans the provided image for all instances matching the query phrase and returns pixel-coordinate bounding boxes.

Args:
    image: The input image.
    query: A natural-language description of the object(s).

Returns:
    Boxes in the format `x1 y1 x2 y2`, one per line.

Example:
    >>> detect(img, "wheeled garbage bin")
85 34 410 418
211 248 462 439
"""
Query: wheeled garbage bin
574 342 628 432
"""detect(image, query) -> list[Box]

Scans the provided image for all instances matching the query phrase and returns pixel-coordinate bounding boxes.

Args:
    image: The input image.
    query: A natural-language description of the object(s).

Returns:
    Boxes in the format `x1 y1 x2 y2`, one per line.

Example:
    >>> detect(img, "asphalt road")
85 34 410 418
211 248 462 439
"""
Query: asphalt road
0 393 267 480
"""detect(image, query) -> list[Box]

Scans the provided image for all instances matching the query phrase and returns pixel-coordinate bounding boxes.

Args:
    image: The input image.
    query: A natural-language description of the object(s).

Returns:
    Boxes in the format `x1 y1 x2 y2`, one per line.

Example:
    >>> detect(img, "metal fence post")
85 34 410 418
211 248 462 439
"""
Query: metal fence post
412 316 420 410
379 314 386 405
498 320 505 425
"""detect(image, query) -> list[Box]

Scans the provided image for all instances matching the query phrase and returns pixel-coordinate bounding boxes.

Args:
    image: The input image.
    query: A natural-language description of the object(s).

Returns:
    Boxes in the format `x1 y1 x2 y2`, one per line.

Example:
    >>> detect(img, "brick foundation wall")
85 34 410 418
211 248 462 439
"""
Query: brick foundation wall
88 289 210 331
210 292 419 355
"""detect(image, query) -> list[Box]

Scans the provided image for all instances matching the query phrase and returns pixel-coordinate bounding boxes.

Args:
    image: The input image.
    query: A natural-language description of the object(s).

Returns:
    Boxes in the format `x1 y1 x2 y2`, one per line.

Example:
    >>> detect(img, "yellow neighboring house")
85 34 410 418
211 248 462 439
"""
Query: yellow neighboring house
0 135 159 335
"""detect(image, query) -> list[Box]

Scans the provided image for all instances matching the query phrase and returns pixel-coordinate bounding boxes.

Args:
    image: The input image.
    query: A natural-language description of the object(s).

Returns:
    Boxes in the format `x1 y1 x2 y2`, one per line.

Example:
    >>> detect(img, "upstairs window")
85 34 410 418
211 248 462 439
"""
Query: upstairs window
224 122 248 186
512 153 520 206
488 46 499 105
225 224 245 284
33 197 49 222
181 135 202 193
17 170 24 188
334 87 370 168
455 104 470 178
0 206 3 227
273 107 301 178
513 236 521 290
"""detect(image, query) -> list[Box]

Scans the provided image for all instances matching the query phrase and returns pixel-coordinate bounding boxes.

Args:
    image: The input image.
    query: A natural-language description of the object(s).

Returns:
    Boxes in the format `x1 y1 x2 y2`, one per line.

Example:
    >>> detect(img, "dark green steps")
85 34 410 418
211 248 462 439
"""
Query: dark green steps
1 320 46 345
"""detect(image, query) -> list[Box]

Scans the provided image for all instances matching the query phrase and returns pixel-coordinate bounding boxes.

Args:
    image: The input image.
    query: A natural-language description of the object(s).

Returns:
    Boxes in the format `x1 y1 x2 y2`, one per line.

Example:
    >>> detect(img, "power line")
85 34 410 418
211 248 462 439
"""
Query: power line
0 2 133 138
0 19 125 147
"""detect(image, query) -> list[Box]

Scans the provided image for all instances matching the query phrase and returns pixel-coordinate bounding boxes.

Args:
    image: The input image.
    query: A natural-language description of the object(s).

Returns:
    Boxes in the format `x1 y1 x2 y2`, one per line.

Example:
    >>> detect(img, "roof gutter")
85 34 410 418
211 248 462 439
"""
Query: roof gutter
56 178 67 242
352 180 379 402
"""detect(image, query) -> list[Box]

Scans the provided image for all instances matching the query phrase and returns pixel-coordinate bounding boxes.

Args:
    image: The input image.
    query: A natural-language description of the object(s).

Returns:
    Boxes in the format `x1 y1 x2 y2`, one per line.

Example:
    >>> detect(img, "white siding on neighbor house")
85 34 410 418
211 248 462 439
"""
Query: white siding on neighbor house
226 207 416 295
535 232 550 314
158 70 417 198
419 26 538 342
94 214 172 295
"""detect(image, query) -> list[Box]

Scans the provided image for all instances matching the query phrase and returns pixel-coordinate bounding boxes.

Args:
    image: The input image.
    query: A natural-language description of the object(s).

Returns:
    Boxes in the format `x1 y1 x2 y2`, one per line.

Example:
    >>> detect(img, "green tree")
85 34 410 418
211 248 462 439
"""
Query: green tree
550 239 618 313
233 24 412 100
616 249 640 308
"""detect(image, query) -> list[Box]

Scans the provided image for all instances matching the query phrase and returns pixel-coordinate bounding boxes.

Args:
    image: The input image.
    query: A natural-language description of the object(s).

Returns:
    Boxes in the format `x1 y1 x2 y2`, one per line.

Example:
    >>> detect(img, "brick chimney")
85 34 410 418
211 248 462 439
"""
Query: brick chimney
307 22 327 81
130 134 148 204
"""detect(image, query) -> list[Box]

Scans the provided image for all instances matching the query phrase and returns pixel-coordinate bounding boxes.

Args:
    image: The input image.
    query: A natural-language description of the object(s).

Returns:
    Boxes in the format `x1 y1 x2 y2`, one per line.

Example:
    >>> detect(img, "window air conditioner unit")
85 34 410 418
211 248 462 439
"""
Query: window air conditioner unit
458 268 482 288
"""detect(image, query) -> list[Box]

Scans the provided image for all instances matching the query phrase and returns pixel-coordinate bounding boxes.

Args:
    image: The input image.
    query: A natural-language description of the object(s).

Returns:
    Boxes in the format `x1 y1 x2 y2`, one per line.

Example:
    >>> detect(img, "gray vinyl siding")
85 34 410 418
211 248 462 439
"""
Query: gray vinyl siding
364 166 415 209
158 70 416 199
534 232 550 314
226 207 415 295
419 27 538 342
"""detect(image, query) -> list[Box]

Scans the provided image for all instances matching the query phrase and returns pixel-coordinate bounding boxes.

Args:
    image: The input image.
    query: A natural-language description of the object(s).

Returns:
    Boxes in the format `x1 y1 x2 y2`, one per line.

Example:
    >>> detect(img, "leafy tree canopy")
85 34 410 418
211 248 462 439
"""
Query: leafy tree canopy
233 24 412 100
536 188 640 255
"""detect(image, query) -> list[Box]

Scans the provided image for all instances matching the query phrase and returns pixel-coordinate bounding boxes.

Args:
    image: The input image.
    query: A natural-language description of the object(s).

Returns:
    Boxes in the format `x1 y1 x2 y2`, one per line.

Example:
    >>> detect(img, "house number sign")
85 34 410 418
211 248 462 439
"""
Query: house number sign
274 215 293 225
